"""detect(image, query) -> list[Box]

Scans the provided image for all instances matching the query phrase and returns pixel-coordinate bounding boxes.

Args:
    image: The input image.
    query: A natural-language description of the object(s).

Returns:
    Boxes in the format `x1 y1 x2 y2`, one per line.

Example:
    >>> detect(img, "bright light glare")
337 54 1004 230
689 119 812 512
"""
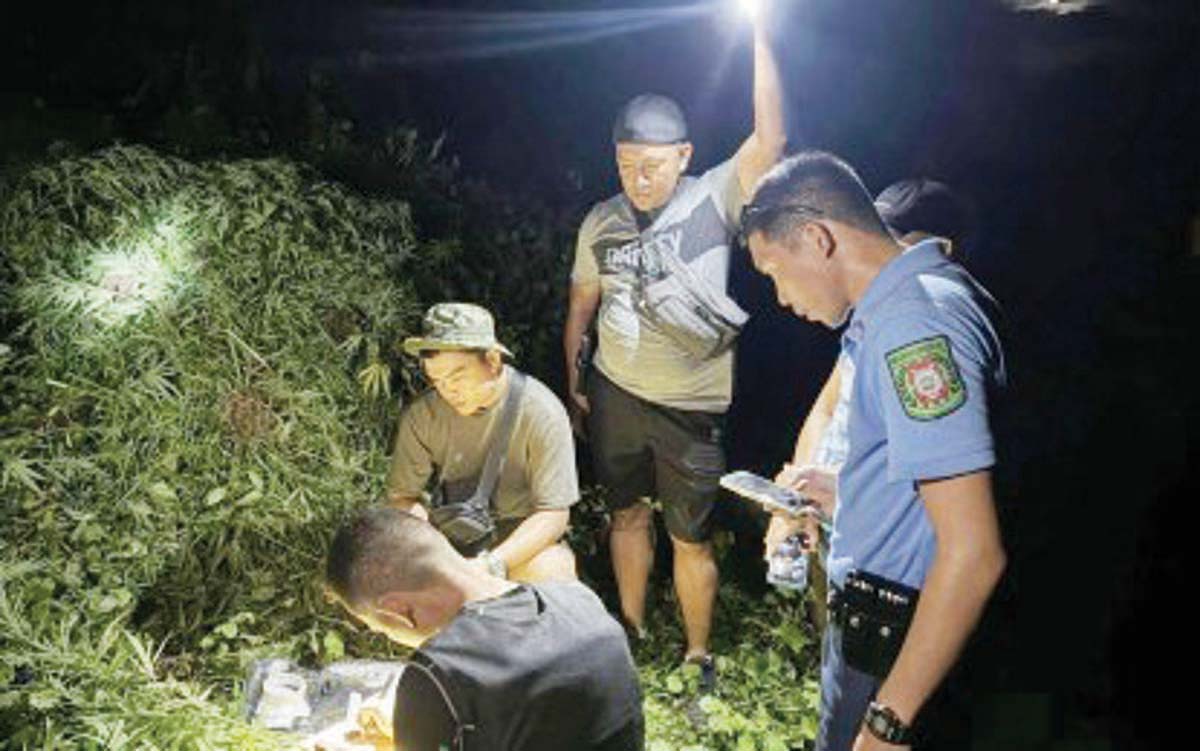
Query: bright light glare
51 214 197 326
738 0 764 21
1003 0 1096 13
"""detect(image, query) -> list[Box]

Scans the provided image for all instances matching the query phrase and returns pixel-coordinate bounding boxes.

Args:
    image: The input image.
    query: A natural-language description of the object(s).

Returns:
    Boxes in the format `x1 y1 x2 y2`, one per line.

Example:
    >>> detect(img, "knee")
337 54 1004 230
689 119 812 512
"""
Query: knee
670 536 713 560
510 544 577 583
611 502 653 532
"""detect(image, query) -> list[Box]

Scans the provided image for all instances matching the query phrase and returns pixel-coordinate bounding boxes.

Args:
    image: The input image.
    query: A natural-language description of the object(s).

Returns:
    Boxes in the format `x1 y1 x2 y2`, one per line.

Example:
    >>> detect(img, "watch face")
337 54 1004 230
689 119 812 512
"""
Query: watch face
866 704 907 743
867 711 890 736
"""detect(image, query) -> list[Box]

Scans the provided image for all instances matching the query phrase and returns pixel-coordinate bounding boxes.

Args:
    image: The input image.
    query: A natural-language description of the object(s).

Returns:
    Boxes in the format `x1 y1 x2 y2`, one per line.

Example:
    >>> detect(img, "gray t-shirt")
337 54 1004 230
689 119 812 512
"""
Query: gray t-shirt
571 159 746 413
385 367 579 521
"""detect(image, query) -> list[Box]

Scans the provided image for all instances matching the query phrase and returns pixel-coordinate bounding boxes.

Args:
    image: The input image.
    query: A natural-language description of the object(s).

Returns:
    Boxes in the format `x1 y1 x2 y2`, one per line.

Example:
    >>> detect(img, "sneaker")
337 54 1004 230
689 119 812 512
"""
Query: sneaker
683 653 716 694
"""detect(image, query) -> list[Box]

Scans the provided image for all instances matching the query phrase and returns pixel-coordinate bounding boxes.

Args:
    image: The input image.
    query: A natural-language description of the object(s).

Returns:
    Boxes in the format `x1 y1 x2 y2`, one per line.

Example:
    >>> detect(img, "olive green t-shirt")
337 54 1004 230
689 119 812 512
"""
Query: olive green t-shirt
385 367 579 521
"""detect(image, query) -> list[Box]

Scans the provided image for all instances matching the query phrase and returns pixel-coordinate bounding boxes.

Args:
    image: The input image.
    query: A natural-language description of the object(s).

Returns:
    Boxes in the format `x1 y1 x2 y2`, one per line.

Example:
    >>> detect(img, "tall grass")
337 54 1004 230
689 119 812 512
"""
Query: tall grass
0 145 417 749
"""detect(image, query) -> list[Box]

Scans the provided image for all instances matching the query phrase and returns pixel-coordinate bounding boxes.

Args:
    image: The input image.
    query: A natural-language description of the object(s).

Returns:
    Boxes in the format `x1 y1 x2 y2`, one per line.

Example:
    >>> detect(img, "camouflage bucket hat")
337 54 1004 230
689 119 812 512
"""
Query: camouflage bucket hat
402 303 513 357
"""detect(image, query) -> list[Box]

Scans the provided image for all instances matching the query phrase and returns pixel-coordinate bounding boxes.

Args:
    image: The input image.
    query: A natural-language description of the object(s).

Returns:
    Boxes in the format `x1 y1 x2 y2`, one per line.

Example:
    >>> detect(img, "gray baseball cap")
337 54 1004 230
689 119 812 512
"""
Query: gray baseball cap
402 303 513 357
612 94 689 145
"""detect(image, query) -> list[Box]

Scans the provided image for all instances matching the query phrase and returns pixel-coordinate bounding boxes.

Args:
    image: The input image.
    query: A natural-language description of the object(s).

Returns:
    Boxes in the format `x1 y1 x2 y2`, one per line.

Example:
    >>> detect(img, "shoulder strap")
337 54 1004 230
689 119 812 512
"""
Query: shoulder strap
468 370 527 508
406 653 475 751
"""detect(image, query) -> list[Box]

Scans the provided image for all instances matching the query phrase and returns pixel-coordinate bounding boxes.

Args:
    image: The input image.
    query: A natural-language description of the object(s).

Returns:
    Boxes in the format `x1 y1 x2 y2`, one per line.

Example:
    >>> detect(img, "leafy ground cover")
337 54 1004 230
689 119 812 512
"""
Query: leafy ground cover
0 145 817 750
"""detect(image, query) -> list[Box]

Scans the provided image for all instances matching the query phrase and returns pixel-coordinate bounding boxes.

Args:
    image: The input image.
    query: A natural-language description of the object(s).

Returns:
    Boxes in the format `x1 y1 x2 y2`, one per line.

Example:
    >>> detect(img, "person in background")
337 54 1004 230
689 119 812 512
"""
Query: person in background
742 151 1007 750
562 10 786 682
325 507 644 751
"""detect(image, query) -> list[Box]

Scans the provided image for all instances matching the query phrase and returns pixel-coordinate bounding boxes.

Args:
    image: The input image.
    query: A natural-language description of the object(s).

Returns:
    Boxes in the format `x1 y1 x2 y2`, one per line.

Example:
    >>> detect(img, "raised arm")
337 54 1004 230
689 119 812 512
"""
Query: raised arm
735 22 787 197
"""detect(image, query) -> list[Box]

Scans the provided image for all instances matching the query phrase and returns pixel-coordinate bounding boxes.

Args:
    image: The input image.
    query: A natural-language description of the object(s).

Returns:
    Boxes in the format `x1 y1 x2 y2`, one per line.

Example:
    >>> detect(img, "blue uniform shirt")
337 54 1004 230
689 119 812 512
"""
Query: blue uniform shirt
828 239 1007 590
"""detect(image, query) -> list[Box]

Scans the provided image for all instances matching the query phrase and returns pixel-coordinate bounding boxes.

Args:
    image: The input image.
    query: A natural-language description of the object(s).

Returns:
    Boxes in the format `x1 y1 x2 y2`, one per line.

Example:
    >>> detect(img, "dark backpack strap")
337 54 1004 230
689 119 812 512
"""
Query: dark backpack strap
406 653 475 751
467 370 527 509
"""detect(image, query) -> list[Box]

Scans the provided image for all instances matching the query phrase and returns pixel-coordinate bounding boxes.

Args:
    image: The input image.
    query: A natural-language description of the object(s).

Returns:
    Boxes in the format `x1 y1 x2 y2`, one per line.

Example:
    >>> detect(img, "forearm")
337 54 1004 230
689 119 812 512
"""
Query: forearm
564 283 600 391
791 410 831 466
490 509 569 572
791 365 840 465
875 530 1005 724
563 318 587 388
752 23 786 155
737 23 787 193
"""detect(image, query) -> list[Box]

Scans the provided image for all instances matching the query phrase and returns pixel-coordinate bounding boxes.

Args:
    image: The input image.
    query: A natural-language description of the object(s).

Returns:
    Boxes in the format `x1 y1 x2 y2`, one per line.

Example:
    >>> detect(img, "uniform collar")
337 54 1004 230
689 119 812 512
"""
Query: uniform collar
849 239 948 330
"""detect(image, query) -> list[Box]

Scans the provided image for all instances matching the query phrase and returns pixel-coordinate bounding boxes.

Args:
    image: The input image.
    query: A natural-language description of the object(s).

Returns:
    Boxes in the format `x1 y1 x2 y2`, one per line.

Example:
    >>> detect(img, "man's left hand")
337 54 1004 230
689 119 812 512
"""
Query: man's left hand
466 555 490 576
852 729 910 751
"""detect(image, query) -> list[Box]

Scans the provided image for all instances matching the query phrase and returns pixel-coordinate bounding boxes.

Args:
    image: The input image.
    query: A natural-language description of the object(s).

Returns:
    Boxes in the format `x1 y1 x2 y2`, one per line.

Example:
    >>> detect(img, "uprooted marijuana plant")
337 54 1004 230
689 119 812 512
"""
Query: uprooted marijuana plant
0 144 818 750
0 144 420 748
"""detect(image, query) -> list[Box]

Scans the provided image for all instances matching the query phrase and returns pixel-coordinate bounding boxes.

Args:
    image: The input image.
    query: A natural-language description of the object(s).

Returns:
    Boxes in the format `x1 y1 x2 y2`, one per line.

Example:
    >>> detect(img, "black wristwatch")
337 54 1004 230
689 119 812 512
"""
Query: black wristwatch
863 701 913 745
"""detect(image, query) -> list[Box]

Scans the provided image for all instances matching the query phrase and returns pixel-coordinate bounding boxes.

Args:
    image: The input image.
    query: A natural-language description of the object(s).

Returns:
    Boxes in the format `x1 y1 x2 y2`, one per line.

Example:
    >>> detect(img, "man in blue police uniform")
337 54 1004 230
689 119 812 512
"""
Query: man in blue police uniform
741 151 1008 750
765 178 980 630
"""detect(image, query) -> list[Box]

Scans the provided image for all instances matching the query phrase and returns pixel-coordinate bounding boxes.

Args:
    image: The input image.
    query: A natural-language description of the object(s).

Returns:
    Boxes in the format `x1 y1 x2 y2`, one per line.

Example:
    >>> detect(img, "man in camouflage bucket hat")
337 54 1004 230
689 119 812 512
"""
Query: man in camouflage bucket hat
388 302 578 583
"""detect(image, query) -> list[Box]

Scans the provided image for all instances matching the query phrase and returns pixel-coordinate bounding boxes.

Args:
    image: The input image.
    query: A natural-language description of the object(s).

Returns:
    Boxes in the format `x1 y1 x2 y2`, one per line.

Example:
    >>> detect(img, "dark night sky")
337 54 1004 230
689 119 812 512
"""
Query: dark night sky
3 0 1199 745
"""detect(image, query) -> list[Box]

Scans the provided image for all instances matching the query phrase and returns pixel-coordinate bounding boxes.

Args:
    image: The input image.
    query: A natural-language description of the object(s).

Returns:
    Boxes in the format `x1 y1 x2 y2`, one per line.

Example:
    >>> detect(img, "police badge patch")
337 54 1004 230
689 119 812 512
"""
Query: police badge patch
885 335 966 421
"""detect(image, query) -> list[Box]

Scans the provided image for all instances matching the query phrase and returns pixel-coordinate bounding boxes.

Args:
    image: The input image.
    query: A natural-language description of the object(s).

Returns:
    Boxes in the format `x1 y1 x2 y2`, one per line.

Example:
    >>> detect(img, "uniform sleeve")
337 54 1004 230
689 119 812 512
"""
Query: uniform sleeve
522 390 581 511
570 207 601 285
384 398 436 499
699 157 747 230
871 311 997 483
393 668 456 751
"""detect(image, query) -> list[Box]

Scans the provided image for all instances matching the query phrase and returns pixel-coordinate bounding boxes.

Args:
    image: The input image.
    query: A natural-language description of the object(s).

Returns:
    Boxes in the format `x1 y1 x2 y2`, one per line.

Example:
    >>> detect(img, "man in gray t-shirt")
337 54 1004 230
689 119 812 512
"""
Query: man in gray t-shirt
563 18 785 667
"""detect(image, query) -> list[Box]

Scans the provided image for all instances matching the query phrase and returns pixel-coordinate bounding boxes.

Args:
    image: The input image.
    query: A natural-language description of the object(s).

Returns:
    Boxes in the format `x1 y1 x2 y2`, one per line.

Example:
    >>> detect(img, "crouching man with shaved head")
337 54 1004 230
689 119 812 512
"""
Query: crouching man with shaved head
326 507 644 751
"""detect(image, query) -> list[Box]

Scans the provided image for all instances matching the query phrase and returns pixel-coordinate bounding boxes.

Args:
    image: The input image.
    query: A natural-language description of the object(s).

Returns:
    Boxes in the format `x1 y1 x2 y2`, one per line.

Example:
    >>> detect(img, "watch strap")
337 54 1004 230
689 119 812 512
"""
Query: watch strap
864 701 913 745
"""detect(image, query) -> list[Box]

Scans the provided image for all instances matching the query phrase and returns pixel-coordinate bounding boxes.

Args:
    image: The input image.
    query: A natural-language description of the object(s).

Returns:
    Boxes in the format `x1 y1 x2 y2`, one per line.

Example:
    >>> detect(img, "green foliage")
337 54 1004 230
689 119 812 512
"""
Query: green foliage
0 144 416 748
0 143 819 749
637 584 821 750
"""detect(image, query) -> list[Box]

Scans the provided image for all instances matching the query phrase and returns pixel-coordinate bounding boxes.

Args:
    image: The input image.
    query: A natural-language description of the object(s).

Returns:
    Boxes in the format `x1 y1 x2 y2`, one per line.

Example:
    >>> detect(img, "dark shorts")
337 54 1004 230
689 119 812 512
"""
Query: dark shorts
585 369 725 543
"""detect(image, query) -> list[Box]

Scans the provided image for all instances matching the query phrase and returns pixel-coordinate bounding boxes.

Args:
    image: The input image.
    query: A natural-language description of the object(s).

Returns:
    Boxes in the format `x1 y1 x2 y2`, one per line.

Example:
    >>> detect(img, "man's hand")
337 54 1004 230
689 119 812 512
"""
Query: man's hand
763 512 806 560
343 707 394 751
852 728 910 751
466 554 490 577
568 391 590 438
765 463 832 560
776 463 838 518
387 495 429 521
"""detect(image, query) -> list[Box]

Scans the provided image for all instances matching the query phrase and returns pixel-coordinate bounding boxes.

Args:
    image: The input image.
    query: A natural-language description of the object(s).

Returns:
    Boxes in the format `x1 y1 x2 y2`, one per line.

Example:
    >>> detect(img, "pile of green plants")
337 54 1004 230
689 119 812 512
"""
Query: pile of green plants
0 144 818 750
0 144 418 748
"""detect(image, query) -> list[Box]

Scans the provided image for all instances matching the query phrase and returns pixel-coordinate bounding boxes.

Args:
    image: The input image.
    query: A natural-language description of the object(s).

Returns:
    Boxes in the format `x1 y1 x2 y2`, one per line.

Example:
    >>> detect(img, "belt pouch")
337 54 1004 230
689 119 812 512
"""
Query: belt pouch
832 569 920 679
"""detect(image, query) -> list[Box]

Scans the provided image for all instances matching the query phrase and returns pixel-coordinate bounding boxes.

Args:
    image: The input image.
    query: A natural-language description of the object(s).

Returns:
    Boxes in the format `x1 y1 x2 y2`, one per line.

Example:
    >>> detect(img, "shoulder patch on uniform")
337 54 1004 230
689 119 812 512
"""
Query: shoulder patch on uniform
885 335 966 421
